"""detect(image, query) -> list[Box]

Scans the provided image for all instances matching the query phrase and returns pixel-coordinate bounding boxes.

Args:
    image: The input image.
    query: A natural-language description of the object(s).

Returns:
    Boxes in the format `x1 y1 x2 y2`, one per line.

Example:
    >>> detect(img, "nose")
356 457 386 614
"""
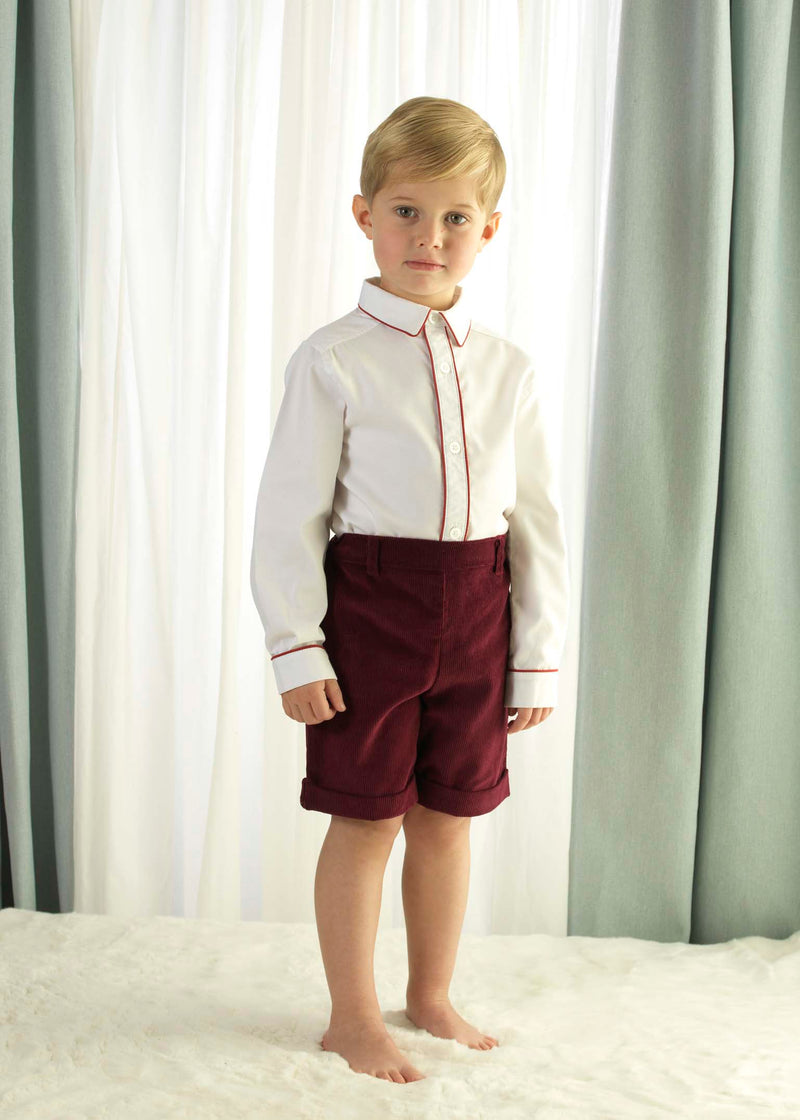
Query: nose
416 219 444 247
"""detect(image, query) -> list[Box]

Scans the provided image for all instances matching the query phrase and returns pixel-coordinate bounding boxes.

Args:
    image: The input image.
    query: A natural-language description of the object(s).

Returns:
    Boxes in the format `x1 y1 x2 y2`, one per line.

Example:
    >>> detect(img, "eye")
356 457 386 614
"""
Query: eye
394 207 469 226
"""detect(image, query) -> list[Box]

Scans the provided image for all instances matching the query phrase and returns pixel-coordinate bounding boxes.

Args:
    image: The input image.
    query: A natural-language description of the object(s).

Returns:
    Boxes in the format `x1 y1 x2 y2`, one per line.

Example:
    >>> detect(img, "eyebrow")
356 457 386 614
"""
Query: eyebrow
388 196 479 212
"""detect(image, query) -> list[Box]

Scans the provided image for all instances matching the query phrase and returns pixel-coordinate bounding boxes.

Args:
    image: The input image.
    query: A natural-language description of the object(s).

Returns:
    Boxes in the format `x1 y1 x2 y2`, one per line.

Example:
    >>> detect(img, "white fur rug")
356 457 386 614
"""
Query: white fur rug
1 908 798 1118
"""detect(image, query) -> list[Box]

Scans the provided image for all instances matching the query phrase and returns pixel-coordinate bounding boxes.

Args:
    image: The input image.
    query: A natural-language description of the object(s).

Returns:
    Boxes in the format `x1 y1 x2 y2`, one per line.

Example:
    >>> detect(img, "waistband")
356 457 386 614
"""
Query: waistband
326 531 508 575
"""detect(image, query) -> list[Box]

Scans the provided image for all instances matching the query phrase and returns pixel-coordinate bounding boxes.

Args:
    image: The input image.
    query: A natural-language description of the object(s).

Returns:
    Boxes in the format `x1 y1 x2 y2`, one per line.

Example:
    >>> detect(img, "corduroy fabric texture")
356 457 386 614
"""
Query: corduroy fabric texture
301 531 511 819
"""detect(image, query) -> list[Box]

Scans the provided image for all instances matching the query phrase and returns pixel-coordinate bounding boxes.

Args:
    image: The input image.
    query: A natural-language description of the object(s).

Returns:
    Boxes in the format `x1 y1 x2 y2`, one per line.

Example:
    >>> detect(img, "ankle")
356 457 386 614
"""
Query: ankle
406 988 450 1007
328 1007 386 1030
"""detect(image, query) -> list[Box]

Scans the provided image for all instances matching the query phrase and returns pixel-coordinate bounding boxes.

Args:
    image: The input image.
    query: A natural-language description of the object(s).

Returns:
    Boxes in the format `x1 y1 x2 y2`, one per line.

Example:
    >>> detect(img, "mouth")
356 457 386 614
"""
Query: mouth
406 260 445 270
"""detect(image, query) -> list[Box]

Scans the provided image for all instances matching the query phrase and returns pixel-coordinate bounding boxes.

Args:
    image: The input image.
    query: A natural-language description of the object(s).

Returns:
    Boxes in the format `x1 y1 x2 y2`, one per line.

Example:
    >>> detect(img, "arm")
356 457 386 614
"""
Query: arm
250 341 345 695
504 365 570 710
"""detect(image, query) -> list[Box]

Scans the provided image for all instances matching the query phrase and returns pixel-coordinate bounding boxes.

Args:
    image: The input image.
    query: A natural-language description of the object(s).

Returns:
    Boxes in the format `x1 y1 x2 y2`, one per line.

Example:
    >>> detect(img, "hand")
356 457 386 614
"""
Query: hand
506 706 553 734
281 678 346 724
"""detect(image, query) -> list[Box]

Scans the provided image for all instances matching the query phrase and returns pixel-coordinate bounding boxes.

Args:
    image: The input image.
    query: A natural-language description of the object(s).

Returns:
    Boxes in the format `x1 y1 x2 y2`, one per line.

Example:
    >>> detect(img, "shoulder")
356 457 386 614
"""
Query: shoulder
468 321 538 398
301 307 377 359
285 309 376 399
469 321 534 371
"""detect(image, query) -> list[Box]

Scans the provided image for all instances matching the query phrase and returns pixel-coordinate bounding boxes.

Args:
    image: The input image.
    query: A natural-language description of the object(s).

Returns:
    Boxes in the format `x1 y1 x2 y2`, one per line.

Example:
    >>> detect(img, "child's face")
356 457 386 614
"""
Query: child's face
352 170 501 310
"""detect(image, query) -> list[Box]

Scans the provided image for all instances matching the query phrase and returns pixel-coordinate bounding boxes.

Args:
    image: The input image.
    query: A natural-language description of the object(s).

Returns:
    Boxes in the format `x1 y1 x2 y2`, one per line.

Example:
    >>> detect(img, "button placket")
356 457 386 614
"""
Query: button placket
425 316 468 541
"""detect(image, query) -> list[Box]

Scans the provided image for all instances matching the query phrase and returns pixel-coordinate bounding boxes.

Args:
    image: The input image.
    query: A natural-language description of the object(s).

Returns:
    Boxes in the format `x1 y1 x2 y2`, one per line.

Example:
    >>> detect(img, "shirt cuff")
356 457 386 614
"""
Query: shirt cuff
504 669 558 710
270 643 338 695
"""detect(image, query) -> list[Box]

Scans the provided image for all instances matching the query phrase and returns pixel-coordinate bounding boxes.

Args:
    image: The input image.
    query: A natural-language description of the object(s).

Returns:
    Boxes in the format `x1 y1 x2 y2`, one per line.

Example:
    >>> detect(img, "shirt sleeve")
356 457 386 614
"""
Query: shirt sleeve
504 366 570 709
249 340 345 695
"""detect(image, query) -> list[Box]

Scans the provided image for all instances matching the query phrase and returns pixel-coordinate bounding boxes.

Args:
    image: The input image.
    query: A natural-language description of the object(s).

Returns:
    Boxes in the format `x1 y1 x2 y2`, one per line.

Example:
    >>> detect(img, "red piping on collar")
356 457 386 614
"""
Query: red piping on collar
356 302 471 346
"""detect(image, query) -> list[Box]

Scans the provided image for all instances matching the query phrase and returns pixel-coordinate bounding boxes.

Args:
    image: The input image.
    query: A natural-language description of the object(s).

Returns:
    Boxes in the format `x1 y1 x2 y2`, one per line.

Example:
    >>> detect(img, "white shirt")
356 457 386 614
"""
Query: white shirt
250 276 570 709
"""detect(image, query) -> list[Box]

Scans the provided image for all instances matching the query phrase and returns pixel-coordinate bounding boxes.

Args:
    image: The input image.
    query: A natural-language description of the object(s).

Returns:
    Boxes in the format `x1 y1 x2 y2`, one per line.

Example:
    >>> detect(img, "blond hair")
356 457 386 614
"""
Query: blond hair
359 96 506 220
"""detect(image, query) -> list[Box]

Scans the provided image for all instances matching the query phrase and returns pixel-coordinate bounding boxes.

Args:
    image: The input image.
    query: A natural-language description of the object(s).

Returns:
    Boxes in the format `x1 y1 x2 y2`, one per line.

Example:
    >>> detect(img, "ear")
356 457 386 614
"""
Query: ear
352 195 373 237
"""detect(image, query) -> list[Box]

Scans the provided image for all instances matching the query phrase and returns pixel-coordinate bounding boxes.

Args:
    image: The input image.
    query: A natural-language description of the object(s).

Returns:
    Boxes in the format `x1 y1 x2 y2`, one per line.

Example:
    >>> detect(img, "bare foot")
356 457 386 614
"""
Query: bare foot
320 1018 427 1082
405 998 500 1050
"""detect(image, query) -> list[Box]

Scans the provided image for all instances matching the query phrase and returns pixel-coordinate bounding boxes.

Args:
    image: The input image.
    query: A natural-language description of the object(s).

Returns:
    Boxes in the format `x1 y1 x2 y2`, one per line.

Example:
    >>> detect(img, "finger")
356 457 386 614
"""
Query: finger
314 695 336 721
328 684 346 710
314 698 331 723
308 692 324 720
301 701 320 724
324 691 343 714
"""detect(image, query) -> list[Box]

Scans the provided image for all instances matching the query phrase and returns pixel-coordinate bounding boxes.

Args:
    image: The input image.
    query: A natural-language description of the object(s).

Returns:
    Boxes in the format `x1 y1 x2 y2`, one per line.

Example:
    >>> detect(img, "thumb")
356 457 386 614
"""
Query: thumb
326 678 346 710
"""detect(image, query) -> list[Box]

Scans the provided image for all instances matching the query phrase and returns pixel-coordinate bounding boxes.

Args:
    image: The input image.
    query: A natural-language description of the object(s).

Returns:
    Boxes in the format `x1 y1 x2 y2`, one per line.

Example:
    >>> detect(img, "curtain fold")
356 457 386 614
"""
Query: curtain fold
0 0 79 912
568 0 800 942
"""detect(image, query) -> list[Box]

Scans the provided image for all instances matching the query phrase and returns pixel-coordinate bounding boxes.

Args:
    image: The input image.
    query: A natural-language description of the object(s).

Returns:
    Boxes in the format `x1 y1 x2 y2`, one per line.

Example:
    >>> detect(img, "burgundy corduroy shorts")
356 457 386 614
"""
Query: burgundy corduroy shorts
301 531 512 820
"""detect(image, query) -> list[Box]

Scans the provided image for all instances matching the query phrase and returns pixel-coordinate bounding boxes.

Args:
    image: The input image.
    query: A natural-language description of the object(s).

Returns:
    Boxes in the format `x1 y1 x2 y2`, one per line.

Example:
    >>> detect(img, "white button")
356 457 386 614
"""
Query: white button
440 362 450 372
449 526 461 539
429 311 439 321
448 440 460 454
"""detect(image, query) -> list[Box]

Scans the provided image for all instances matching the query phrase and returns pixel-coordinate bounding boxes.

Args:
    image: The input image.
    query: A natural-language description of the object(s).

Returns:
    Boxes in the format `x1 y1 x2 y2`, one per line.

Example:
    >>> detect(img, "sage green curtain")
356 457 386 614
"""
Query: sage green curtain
569 0 800 942
0 0 79 912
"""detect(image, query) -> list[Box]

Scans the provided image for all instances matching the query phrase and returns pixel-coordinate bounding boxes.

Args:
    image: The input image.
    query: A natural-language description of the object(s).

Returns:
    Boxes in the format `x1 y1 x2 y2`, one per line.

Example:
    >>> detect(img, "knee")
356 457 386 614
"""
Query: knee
402 802 470 839
330 813 405 841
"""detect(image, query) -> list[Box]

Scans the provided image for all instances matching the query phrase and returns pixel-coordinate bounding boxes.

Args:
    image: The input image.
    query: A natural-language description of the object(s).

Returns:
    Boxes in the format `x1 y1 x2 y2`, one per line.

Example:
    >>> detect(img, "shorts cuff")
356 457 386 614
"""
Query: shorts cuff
415 768 510 817
300 772 419 820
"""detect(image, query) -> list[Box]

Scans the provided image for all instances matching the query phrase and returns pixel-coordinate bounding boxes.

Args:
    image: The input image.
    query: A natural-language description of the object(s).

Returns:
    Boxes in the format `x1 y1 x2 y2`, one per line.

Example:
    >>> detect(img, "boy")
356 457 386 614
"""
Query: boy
250 96 570 1085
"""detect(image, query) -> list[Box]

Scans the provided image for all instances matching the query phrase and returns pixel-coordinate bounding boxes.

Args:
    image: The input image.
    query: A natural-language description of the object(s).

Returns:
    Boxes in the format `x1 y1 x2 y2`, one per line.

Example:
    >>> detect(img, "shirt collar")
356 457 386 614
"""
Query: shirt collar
357 276 472 347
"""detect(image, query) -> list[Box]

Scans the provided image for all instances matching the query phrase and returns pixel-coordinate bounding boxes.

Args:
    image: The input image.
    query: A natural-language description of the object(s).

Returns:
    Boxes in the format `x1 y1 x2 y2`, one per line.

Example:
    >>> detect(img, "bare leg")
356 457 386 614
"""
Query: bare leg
315 813 426 1083
401 803 499 1049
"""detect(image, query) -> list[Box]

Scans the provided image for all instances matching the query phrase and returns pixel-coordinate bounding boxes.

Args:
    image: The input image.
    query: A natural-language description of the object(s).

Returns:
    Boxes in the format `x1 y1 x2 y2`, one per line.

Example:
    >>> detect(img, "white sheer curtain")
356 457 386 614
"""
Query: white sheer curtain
70 0 620 933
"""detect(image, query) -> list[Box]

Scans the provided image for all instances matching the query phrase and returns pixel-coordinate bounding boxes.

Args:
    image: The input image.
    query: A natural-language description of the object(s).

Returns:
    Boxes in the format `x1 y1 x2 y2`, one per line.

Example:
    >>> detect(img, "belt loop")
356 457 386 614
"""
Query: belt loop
367 536 380 577
493 537 503 574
